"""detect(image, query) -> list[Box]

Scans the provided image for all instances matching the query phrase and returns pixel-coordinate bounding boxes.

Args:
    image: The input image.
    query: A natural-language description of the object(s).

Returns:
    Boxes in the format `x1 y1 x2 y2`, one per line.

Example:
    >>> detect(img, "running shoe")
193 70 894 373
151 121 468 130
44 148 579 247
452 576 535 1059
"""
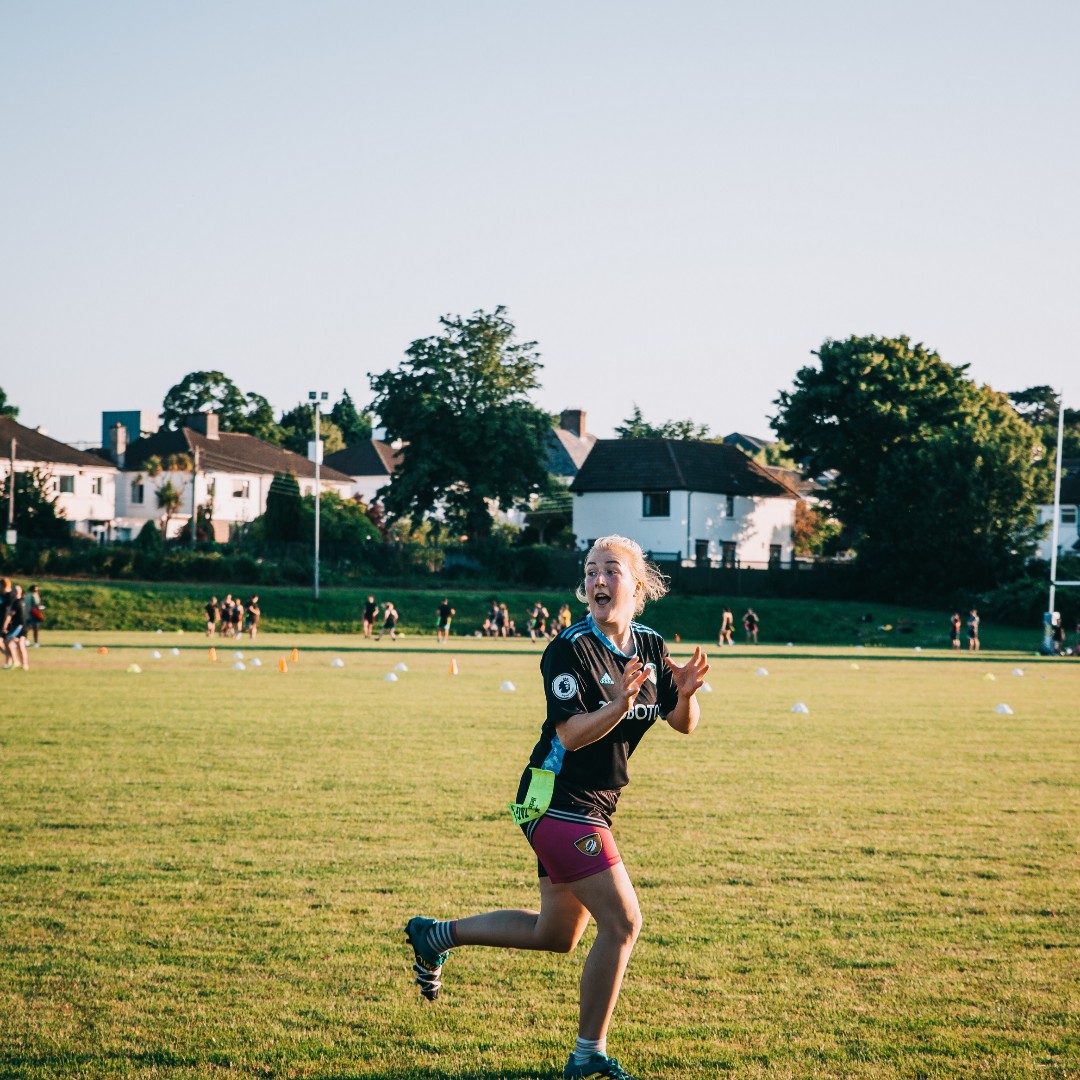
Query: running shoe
563 1052 639 1079
404 916 449 1001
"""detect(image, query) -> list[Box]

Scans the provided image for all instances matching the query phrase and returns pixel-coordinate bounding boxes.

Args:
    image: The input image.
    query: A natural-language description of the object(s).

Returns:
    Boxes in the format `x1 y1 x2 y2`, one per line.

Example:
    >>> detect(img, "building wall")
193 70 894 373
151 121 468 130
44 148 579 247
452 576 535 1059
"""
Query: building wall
1036 504 1080 561
571 490 796 565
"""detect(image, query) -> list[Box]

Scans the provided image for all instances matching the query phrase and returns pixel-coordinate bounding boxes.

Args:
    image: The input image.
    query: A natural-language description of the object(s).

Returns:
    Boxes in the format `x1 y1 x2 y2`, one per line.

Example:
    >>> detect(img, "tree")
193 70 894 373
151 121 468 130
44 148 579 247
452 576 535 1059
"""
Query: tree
615 404 711 440
368 307 554 539
0 468 69 541
161 372 283 440
277 404 345 457
1010 385 1080 461
773 335 1043 596
156 479 183 538
330 390 373 445
260 472 303 542
298 491 381 544
134 518 163 552
0 386 17 418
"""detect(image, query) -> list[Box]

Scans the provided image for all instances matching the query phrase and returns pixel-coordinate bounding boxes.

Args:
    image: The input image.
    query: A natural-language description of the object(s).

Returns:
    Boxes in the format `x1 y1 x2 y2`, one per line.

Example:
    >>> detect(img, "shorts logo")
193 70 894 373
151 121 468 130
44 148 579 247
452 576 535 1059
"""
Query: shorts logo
552 673 578 700
574 831 604 857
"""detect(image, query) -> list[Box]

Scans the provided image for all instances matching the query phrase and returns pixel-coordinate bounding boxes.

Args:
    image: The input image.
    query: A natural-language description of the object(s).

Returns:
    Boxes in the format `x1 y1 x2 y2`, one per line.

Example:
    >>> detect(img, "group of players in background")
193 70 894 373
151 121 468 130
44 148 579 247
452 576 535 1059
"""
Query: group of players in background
204 594 261 639
0 577 44 670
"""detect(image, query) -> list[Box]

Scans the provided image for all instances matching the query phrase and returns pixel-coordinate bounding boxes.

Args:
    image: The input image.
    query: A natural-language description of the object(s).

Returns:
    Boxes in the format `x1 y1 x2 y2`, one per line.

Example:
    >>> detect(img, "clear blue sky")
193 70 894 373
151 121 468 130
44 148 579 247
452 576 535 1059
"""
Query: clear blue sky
2 1 1077 445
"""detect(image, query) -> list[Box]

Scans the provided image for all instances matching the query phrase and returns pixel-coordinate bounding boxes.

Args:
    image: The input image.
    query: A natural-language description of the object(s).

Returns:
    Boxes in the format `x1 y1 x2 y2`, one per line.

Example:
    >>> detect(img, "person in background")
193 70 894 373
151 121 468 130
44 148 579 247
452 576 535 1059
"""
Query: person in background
206 596 220 637
557 604 573 633
378 601 399 641
27 584 44 647
3 584 30 671
718 606 734 647
362 595 379 638
245 596 261 640
743 607 759 644
528 601 549 643
949 612 961 650
436 599 456 643
967 608 980 652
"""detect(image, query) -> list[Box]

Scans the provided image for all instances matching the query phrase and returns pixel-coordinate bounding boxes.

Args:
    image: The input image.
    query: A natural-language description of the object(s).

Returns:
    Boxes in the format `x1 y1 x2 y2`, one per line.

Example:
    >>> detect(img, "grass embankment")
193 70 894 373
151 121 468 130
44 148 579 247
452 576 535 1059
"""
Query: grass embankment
0 636 1076 1078
23 578 1042 651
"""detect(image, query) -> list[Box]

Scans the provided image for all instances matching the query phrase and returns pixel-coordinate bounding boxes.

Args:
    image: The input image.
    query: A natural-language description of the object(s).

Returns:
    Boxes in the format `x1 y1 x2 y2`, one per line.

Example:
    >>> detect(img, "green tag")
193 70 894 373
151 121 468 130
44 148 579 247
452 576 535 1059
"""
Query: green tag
508 768 554 826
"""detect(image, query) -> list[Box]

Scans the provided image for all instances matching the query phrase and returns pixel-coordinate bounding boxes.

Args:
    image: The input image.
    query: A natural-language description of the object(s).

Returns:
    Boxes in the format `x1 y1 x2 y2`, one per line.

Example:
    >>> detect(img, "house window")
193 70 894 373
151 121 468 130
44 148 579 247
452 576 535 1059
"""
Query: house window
131 480 145 505
1062 506 1078 525
91 477 103 496
642 491 670 518
233 480 250 499
57 475 75 494
725 495 735 517
769 544 782 564
721 542 736 568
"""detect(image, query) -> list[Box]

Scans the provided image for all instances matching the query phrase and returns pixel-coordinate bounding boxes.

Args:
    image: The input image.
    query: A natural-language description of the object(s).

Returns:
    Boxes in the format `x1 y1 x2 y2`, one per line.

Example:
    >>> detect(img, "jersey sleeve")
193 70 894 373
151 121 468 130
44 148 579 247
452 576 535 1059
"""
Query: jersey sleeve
540 636 592 726
656 640 680 717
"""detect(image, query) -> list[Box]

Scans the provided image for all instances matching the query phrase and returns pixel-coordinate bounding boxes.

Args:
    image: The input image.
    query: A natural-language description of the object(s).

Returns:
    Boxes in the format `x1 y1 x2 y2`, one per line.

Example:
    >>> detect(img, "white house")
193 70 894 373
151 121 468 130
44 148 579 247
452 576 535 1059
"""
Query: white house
0 415 120 541
110 412 354 541
570 439 799 566
1035 460 1080 561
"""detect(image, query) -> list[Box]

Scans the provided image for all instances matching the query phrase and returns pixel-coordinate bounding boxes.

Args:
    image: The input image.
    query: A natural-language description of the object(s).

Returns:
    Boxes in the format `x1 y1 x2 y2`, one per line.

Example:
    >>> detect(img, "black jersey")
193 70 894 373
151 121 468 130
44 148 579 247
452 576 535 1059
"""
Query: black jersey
517 614 679 824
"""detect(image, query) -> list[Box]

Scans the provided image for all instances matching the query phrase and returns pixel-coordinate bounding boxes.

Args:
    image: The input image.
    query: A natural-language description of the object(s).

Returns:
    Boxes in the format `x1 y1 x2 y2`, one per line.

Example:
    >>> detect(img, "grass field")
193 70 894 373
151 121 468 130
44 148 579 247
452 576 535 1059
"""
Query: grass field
1 632 1077 1079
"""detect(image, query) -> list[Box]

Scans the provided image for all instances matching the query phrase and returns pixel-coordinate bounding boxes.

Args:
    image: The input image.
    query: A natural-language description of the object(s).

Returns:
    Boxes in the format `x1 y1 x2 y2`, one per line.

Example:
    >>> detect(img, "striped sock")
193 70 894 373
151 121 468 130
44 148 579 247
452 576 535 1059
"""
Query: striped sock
572 1036 606 1064
426 919 458 954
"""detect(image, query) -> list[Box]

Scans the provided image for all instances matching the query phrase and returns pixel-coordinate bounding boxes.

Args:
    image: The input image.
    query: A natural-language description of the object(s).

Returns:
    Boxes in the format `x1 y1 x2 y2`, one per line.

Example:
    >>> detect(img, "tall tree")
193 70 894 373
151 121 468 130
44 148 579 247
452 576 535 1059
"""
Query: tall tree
615 404 711 440
1010 385 1080 461
773 335 1043 595
156 479 183 538
330 390 373 445
1 468 69 541
368 307 553 539
260 472 303 542
161 372 283 440
277 404 345 457
0 386 17 418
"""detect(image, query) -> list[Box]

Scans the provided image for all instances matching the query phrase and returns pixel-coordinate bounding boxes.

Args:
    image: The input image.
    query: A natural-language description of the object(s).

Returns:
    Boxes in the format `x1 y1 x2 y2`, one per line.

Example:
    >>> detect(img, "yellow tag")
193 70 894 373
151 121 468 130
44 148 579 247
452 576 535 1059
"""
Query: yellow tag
508 768 555 826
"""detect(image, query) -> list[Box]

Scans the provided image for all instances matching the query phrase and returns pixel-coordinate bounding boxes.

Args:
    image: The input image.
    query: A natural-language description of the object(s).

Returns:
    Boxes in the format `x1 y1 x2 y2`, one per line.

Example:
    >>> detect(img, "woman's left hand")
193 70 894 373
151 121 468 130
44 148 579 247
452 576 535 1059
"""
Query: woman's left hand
665 646 710 698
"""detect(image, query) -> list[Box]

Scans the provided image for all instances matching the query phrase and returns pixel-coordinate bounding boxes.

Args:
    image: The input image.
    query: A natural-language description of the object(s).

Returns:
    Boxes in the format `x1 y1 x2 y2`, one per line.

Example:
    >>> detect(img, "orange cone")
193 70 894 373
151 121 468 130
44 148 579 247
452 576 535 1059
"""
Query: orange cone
675 633 681 643
209 647 217 661
97 646 108 654
449 658 458 675
291 647 299 663
278 657 288 673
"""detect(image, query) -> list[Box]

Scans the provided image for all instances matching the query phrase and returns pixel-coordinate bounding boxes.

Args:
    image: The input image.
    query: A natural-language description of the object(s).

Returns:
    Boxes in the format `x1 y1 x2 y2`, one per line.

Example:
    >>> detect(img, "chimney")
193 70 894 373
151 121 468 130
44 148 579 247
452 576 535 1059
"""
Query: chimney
186 412 219 440
109 422 127 467
560 409 586 437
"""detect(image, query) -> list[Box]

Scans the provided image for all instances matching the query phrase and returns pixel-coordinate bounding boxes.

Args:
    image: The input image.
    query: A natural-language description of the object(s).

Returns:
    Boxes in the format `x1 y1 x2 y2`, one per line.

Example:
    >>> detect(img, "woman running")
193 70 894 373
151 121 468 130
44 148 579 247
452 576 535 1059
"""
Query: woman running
404 535 709 1080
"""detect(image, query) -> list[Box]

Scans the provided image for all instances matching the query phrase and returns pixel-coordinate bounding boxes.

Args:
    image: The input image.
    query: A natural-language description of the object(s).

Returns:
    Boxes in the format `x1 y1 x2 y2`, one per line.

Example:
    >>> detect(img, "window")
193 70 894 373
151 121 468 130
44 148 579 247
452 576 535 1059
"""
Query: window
721 542 736 568
1062 506 1078 525
57 475 74 494
642 491 670 518
233 480 250 499
725 495 735 517
131 480 145 505
91 477 103 496
769 544 782 564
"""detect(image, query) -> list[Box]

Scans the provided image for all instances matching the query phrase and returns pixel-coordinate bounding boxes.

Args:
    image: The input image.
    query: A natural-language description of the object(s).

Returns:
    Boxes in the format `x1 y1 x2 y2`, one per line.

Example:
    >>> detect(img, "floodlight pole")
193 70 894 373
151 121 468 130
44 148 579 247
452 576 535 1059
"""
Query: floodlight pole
310 391 328 600
1048 391 1066 618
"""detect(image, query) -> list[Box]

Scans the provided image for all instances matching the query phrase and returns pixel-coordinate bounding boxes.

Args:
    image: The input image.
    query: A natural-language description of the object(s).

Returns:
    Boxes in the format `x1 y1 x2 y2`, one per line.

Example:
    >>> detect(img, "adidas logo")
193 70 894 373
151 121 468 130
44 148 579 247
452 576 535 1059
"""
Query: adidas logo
599 672 614 685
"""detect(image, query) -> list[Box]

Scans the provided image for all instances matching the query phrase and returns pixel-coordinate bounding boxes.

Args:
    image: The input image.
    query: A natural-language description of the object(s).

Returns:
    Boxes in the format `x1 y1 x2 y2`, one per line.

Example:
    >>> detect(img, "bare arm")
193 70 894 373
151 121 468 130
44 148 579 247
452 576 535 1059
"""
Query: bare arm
664 646 710 735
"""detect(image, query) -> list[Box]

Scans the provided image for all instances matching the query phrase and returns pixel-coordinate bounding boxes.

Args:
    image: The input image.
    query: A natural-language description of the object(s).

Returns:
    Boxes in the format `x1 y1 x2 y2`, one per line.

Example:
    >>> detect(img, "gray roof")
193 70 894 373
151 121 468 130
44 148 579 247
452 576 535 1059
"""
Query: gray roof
547 428 596 477
0 416 116 469
570 439 799 498
123 427 354 483
323 439 402 478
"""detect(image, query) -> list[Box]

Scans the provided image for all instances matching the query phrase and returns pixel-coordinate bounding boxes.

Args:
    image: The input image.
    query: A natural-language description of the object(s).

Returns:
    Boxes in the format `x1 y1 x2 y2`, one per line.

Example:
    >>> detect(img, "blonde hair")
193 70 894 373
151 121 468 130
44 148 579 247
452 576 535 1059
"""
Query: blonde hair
576 534 669 616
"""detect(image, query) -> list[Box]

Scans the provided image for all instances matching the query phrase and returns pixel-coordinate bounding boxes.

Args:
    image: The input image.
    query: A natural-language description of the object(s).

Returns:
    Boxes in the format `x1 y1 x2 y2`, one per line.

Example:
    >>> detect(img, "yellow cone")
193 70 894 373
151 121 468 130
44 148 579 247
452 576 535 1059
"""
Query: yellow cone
450 658 459 675
291 647 299 663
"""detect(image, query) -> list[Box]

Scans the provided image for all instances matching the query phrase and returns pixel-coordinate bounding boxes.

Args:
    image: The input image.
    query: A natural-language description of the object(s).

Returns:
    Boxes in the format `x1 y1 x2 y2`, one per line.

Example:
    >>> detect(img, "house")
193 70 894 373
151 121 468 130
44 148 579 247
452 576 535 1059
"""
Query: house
548 409 596 484
570 439 800 566
0 415 120 541
323 439 403 505
723 432 775 458
1035 459 1080 561
111 412 354 541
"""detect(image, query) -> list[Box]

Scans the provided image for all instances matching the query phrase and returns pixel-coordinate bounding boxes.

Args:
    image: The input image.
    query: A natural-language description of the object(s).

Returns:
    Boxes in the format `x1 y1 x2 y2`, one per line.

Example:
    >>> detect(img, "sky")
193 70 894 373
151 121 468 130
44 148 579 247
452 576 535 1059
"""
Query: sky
2 0 1078 447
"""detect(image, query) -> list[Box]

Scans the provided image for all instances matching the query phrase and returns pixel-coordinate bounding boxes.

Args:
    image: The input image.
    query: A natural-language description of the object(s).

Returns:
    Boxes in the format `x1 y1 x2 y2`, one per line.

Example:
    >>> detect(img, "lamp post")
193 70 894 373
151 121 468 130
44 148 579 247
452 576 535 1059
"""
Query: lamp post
309 391 328 599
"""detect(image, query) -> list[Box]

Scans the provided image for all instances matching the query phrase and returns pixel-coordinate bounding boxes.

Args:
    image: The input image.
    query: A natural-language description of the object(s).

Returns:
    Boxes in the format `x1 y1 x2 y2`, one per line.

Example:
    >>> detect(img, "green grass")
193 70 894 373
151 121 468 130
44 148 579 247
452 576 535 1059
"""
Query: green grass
1 633 1077 1078
23 578 1048 650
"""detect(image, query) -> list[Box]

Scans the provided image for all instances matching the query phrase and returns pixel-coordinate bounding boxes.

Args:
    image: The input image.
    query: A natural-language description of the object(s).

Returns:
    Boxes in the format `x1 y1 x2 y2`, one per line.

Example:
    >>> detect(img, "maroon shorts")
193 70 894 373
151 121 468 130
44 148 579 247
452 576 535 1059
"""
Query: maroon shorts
527 815 622 884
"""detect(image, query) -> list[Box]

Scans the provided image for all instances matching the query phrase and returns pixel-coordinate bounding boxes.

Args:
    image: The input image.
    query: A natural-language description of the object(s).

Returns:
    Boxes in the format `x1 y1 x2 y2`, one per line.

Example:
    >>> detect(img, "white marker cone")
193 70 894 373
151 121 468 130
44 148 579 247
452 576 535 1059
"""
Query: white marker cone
700 682 713 693
233 651 244 660
170 648 180 656
126 664 141 673
394 662 408 672
331 658 345 667
250 657 262 667
756 667 769 676
233 661 246 670
995 703 1014 714
791 702 809 714
1012 668 1025 676
500 681 516 691
151 650 162 659
384 672 398 682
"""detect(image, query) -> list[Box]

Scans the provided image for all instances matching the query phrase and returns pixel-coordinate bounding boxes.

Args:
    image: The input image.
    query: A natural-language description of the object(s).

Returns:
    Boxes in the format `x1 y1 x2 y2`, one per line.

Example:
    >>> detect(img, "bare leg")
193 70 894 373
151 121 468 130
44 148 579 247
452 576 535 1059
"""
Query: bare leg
454 876 590 953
